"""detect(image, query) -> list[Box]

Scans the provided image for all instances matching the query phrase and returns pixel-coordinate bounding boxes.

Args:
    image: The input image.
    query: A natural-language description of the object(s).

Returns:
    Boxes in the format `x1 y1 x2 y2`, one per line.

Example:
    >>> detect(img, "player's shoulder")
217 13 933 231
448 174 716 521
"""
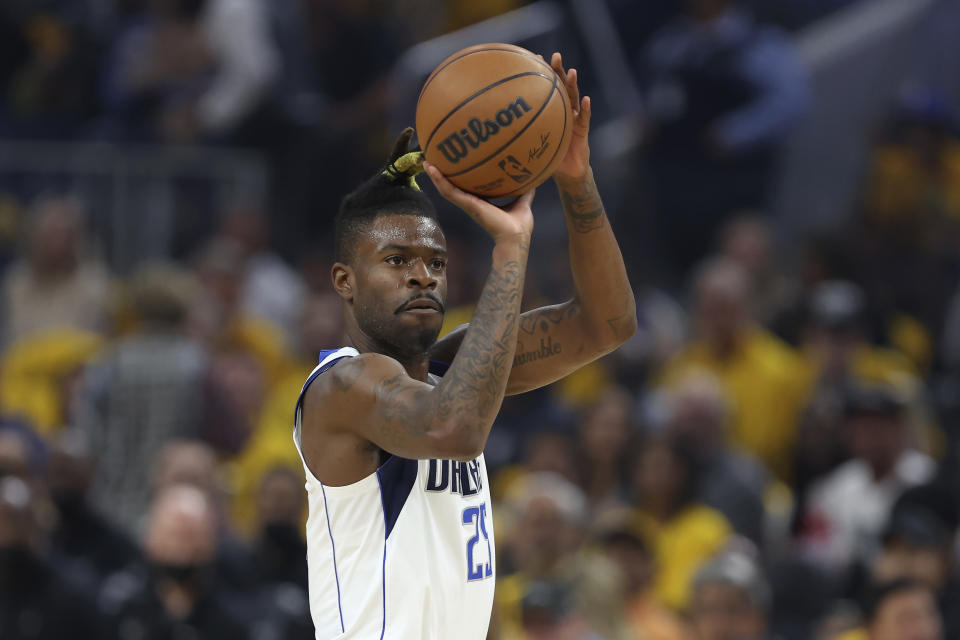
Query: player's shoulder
306 351 406 404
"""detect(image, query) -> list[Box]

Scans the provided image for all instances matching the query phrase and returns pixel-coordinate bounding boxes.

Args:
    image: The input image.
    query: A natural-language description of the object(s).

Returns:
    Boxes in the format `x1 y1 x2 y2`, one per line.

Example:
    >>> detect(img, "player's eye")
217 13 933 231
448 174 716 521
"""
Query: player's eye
385 255 404 266
431 259 446 270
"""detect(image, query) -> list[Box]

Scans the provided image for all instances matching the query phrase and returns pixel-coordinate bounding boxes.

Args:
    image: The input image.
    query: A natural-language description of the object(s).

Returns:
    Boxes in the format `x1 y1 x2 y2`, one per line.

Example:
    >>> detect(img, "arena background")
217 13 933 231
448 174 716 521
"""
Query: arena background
1 0 959 638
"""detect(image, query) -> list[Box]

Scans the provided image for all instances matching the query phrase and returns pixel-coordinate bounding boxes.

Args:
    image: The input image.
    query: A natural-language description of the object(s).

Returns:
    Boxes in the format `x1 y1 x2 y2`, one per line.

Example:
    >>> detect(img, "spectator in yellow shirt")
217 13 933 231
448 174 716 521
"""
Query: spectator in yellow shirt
632 437 732 612
659 258 806 480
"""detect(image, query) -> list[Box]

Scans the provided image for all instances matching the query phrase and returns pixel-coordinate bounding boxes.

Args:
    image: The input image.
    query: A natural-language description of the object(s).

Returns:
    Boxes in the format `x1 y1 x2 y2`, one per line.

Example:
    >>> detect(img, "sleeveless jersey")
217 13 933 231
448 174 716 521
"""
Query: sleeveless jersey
293 348 496 639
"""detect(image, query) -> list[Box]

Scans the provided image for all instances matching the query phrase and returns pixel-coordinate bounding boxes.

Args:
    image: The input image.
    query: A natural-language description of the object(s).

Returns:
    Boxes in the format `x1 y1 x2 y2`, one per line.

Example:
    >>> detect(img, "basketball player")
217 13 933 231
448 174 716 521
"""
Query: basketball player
294 53 636 639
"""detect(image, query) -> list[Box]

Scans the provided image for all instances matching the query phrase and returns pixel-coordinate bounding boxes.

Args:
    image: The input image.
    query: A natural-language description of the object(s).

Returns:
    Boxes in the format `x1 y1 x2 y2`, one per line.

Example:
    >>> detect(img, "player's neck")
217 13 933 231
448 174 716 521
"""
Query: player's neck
343 331 431 382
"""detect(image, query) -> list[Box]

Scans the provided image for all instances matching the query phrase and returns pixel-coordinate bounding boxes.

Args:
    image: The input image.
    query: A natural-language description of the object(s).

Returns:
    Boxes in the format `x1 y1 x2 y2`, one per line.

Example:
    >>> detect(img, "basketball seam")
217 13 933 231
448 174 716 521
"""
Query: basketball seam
443 72 558 179
494 74 570 198
423 71 553 155
416 46 555 111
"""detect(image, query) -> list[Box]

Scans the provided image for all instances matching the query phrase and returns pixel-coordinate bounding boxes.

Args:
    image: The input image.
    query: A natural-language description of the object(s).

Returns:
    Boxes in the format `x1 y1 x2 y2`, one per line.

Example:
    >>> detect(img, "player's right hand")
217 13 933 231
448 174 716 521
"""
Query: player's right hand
423 161 534 246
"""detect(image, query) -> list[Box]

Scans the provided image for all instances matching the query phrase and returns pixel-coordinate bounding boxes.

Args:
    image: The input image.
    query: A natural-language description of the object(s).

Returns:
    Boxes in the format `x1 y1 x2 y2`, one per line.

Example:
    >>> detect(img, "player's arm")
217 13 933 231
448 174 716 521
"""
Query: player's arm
307 187 533 462
430 53 637 394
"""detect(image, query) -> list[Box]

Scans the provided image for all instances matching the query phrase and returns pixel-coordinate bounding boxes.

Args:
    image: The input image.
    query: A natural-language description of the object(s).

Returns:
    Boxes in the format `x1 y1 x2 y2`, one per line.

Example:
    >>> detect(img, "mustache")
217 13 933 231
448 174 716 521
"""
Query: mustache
394 293 445 314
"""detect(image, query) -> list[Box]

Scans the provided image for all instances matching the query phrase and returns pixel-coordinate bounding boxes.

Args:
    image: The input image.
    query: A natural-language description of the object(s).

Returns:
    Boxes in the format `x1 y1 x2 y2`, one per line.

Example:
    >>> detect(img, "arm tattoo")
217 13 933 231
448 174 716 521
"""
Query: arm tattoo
364 256 526 449
331 357 366 392
606 311 637 343
558 179 605 234
373 373 433 449
518 303 578 335
434 258 524 423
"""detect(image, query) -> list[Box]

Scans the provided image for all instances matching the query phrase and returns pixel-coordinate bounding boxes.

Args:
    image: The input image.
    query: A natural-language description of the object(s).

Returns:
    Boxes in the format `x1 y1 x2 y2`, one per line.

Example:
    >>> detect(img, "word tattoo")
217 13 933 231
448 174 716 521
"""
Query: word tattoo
513 336 562 367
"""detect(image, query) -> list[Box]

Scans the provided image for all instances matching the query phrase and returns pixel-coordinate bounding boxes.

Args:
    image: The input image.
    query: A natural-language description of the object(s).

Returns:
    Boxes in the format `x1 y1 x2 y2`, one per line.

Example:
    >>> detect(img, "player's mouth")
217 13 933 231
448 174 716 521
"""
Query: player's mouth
396 296 444 315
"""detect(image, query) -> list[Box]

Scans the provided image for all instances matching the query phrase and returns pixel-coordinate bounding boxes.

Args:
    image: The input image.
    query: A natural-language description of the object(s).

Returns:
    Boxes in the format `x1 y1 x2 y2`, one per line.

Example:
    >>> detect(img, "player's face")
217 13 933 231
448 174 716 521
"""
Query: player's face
350 214 448 357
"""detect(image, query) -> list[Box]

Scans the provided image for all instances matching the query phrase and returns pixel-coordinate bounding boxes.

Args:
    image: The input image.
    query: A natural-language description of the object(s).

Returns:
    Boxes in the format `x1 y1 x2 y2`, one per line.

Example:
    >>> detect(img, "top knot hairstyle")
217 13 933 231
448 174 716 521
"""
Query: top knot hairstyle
334 128 438 264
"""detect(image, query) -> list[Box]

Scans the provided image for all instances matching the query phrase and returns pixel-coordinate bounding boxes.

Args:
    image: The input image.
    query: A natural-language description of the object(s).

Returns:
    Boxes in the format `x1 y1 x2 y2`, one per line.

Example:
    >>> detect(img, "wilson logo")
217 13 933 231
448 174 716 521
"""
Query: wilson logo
436 97 533 164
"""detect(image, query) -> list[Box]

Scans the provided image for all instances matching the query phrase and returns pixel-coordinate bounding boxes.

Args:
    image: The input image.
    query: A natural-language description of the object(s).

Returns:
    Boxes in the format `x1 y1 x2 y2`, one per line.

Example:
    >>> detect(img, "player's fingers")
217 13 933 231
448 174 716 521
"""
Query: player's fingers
424 162 477 208
579 96 592 129
517 187 536 210
551 52 564 78
566 68 580 112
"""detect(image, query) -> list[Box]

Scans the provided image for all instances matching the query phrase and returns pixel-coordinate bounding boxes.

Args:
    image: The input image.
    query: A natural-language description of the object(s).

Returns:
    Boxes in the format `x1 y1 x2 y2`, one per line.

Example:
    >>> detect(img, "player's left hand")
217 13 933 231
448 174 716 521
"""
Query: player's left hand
550 52 591 182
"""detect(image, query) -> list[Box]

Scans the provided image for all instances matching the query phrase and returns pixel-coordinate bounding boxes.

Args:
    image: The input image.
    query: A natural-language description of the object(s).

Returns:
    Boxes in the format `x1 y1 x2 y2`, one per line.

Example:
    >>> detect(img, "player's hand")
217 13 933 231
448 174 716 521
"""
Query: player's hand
423 161 534 246
550 52 591 182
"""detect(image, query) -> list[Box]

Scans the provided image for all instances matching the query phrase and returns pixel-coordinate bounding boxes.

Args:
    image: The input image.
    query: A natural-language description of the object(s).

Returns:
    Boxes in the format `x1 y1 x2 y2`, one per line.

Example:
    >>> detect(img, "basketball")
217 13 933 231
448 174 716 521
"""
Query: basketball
416 43 574 198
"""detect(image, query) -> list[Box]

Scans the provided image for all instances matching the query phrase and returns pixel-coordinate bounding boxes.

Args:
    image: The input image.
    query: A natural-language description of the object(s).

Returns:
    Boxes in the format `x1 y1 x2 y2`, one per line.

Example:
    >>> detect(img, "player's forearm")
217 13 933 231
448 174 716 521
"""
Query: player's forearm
431 240 528 454
556 170 637 348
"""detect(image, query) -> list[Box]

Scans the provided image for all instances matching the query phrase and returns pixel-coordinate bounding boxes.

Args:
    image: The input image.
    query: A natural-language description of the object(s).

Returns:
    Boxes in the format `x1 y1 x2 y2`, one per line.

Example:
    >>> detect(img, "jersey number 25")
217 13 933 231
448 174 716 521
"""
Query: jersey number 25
462 503 493 581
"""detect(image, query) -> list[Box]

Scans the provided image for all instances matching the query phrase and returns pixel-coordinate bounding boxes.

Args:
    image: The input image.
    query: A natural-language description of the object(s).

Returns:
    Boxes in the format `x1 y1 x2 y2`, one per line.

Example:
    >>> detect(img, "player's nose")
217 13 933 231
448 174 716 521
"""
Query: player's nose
406 259 438 290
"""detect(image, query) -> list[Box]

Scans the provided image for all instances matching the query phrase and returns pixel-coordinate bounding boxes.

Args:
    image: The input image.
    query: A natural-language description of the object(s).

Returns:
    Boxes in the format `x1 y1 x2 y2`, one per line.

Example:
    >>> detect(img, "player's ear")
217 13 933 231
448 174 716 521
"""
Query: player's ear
331 262 354 301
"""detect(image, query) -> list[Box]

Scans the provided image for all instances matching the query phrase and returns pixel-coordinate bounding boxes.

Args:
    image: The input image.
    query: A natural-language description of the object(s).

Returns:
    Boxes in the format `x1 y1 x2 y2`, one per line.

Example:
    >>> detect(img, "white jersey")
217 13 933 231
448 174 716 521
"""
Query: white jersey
294 347 496 639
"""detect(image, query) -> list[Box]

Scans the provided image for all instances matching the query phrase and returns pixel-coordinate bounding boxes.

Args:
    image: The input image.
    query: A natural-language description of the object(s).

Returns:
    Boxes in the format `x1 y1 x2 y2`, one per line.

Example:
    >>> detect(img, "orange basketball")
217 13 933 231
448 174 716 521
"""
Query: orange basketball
416 43 573 198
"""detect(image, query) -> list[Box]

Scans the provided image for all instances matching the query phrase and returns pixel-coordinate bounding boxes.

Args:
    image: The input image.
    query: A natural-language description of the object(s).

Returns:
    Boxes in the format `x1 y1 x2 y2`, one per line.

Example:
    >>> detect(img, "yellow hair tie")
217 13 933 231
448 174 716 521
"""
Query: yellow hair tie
383 150 426 191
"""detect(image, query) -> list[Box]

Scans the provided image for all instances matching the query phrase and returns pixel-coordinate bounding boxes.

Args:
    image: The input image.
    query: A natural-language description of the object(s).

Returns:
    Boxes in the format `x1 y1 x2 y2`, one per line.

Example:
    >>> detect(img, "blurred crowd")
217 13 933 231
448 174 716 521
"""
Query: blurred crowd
2 1 960 640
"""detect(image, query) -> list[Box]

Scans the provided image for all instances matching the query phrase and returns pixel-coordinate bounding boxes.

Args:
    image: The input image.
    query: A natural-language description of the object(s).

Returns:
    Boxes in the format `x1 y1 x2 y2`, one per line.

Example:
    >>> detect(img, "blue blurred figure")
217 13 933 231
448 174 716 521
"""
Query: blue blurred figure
639 0 810 280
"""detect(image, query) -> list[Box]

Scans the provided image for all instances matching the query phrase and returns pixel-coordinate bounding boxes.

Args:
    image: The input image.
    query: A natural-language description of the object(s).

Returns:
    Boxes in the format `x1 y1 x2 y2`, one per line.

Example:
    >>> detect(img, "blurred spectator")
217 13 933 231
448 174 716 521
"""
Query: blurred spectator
0 328 103 436
1 194 109 346
251 466 307 590
659 258 805 479
497 472 588 638
218 205 307 339
228 290 343 533
99 484 250 639
48 430 141 593
150 439 257 596
799 382 935 574
632 437 732 611
791 281 925 506
665 370 771 546
856 578 943 640
690 550 772 640
595 509 688 640
104 0 279 143
0 424 37 481
799 281 916 389
0 6 103 137
0 475 104 639
862 88 960 248
862 484 960 639
720 215 797 327
640 0 809 277
513 579 593 640
576 387 636 513
77 263 210 533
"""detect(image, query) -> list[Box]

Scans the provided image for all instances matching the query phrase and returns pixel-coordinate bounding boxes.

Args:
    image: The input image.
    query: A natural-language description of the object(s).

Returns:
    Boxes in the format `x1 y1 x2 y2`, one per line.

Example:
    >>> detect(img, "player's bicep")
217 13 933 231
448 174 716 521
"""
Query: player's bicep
311 354 467 460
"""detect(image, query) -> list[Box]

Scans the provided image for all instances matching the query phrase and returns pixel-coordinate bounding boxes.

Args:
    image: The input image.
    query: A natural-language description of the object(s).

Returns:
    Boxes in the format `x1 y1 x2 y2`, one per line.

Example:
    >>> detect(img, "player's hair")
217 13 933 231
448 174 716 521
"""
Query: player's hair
334 128 437 264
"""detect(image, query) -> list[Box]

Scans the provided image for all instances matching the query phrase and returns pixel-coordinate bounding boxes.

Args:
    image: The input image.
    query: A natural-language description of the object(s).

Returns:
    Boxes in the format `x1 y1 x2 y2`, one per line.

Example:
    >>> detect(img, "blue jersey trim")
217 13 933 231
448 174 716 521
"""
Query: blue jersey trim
375 471 387 640
429 359 451 376
320 483 346 633
376 456 419 539
294 349 351 424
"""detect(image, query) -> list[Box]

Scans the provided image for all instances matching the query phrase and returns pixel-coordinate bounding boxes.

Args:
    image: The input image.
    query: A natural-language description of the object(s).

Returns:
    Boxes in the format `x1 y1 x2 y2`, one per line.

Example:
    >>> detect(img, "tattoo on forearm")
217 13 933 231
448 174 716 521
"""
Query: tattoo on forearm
434 258 524 423
513 336 562 367
559 180 605 234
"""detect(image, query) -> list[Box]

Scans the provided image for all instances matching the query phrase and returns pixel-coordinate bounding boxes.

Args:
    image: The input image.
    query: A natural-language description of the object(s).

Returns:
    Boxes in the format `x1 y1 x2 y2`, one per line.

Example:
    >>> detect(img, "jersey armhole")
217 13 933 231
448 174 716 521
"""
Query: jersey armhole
293 347 360 477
